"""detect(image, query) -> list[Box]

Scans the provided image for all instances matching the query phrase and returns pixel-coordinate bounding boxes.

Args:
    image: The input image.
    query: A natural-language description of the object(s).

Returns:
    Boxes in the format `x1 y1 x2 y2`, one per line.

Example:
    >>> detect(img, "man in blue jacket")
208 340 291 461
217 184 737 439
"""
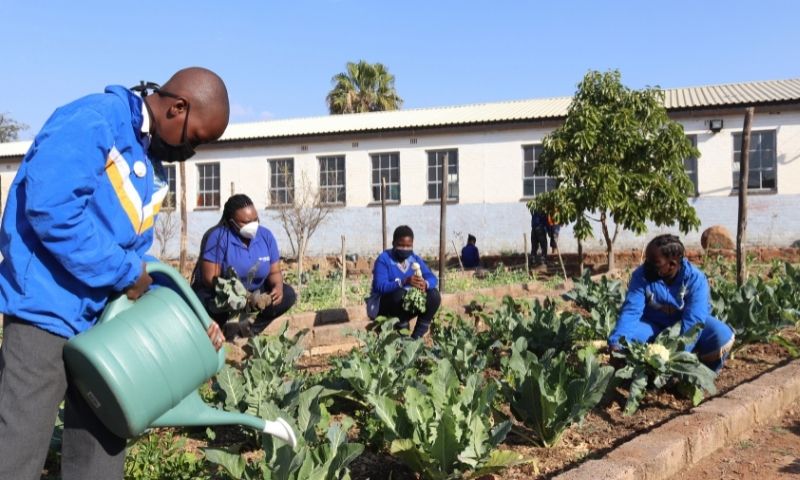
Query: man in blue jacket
0 67 230 480
367 225 440 339
608 234 735 372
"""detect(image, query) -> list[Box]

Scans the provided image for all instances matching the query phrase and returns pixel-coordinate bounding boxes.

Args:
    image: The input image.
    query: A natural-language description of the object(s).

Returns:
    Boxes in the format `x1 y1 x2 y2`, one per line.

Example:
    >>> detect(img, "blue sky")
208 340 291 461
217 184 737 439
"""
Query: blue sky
2 0 799 140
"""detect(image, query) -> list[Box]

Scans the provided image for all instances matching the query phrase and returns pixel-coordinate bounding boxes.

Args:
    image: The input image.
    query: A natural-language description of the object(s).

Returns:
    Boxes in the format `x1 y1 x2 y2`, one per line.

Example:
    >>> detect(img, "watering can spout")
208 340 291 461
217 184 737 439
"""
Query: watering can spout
150 391 298 448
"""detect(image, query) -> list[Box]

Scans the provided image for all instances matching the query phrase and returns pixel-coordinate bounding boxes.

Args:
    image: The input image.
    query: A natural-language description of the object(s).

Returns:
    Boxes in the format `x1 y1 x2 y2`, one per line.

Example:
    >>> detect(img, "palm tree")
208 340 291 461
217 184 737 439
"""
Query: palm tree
326 60 403 114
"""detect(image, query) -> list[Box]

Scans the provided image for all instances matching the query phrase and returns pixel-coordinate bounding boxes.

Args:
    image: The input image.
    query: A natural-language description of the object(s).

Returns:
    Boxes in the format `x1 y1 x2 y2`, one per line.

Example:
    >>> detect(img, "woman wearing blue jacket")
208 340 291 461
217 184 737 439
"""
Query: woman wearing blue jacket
608 234 735 372
367 225 440 339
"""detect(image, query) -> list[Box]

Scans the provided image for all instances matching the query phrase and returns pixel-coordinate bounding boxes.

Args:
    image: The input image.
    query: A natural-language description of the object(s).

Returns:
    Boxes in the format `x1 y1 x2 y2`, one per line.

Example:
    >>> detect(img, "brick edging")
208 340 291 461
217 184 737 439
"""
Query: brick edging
553 359 800 480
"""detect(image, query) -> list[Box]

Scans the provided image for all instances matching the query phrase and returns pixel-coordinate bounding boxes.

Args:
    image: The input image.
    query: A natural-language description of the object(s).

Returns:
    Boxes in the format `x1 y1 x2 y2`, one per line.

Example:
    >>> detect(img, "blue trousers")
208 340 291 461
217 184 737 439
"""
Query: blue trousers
619 317 735 371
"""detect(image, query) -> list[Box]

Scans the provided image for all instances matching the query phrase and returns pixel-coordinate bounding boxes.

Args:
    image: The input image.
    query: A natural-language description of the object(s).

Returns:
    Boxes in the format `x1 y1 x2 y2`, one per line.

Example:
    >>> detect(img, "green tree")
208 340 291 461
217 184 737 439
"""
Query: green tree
528 70 700 271
0 113 28 142
326 60 402 114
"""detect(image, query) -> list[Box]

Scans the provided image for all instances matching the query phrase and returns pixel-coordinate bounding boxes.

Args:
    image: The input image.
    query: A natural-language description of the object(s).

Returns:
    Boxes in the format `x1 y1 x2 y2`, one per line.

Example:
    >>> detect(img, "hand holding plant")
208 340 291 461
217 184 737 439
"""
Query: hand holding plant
402 262 427 315
614 323 717 415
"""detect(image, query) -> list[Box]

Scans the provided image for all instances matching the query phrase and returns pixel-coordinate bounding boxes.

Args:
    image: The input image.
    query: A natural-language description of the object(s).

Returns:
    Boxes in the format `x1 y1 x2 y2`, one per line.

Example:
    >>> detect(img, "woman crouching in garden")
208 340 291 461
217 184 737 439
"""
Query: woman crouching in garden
608 234 735 372
192 194 296 340
367 225 440 339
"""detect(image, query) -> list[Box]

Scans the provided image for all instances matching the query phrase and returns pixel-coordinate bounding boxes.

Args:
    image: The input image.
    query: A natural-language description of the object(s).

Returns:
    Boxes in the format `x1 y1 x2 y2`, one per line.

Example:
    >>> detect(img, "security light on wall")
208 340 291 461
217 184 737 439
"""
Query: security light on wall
709 119 724 133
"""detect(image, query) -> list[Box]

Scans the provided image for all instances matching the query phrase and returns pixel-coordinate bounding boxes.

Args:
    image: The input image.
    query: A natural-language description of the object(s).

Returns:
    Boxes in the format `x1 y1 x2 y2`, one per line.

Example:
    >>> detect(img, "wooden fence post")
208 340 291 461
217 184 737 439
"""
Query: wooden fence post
438 152 448 293
341 235 347 306
737 107 754 286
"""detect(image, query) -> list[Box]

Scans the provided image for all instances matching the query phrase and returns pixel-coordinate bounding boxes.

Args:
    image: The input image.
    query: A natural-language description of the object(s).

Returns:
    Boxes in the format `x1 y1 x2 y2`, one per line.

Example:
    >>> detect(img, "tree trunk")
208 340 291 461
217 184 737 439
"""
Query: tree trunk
179 162 188 275
577 239 584 273
600 211 615 272
736 107 754 286
297 234 307 290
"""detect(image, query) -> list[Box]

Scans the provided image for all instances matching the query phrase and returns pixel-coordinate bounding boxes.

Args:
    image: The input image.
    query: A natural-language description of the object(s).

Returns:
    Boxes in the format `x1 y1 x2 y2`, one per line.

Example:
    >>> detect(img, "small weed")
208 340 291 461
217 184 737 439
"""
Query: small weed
737 439 756 450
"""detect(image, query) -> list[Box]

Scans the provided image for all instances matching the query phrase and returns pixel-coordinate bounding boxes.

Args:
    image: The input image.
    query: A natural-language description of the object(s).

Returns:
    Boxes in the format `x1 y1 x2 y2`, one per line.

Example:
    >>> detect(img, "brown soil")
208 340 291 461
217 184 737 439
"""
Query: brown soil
672 407 800 479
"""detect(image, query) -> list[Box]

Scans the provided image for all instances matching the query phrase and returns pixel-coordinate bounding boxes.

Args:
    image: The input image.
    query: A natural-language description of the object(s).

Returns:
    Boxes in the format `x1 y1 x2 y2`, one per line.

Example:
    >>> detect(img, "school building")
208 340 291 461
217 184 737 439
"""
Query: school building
0 77 799 258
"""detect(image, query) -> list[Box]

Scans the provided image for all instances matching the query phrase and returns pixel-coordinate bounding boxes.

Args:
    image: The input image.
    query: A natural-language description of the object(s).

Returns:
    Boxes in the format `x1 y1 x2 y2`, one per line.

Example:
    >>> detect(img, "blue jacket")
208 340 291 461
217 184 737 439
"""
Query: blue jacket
0 86 168 338
461 244 480 268
608 258 712 351
531 211 549 229
366 249 438 319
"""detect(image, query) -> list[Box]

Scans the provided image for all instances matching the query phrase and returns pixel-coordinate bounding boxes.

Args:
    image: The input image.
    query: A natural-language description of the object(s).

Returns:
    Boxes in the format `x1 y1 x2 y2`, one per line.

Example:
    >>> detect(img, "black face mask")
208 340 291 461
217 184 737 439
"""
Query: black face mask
148 127 195 163
393 248 413 262
140 86 196 163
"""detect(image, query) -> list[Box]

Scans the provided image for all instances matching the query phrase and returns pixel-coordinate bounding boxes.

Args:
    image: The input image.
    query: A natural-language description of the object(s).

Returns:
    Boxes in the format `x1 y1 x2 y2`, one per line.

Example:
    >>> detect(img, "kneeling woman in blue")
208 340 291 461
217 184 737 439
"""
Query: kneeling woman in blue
608 234 735 372
367 225 441 339
192 194 296 340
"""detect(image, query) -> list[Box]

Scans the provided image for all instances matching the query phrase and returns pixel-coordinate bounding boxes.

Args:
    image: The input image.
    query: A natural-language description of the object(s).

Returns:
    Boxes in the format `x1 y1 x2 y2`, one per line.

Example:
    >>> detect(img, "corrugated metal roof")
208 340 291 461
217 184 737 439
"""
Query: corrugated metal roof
218 96 573 142
219 77 800 142
1 77 799 158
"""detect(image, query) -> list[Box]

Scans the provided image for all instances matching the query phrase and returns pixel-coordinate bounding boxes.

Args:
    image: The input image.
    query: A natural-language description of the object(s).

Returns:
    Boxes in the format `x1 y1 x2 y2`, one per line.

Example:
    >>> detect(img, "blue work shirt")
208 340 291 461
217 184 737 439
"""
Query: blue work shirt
201 225 280 292
531 211 548 229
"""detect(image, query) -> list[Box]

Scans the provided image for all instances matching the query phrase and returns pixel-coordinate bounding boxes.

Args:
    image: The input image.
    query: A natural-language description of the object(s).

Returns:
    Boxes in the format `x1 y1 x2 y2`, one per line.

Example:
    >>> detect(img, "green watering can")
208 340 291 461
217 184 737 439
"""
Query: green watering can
63 262 297 447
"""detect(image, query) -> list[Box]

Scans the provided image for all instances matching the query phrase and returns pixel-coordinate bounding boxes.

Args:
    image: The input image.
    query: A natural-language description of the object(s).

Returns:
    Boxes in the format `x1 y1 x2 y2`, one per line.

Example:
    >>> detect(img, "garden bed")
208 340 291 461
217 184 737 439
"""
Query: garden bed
316 331 800 479
35 257 800 479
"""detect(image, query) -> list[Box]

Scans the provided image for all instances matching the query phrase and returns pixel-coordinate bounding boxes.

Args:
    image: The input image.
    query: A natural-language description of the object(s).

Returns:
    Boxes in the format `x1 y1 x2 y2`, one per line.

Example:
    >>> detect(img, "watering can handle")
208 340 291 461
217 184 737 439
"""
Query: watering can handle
98 262 213 330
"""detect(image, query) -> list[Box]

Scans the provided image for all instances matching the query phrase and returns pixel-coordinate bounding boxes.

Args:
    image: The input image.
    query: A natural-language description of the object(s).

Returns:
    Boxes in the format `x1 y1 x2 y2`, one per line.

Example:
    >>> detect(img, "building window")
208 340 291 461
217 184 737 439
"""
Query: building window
269 158 294 206
197 163 220 208
371 152 400 202
733 130 776 191
684 135 698 196
319 155 346 205
522 144 556 197
427 149 459 201
161 164 177 209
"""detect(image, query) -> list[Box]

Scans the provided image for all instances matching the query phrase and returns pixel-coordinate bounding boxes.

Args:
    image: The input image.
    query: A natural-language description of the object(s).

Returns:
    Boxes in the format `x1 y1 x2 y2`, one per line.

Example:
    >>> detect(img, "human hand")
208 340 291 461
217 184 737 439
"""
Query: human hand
206 322 225 351
270 286 283 306
247 291 273 310
408 275 427 291
125 264 152 300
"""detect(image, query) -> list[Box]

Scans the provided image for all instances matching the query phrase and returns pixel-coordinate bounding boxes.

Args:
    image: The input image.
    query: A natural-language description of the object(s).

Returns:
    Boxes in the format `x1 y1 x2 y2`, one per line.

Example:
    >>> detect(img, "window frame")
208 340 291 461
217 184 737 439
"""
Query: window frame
521 144 556 198
426 149 459 202
732 129 777 193
161 164 177 210
196 162 220 209
318 155 347 206
268 158 295 207
370 151 401 203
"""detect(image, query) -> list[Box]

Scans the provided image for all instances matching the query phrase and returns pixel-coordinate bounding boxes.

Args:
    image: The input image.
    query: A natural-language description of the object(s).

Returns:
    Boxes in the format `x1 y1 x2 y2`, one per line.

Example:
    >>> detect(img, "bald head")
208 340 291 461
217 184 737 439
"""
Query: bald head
159 67 230 142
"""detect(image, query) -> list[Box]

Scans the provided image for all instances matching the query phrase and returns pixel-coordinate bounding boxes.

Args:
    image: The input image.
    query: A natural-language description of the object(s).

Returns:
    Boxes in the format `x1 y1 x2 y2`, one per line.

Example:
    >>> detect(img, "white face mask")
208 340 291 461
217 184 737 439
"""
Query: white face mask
238 221 259 240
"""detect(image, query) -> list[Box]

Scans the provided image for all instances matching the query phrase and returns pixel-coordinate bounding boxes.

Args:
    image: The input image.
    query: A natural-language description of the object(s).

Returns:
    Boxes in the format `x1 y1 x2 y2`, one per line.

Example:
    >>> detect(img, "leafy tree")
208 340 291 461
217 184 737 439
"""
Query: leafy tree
326 60 402 114
0 113 28 142
528 70 700 270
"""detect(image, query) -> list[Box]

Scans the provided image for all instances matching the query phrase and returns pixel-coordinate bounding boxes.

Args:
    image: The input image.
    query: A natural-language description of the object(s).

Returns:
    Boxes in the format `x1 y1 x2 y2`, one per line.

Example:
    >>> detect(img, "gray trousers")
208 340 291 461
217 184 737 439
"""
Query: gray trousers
0 316 126 480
